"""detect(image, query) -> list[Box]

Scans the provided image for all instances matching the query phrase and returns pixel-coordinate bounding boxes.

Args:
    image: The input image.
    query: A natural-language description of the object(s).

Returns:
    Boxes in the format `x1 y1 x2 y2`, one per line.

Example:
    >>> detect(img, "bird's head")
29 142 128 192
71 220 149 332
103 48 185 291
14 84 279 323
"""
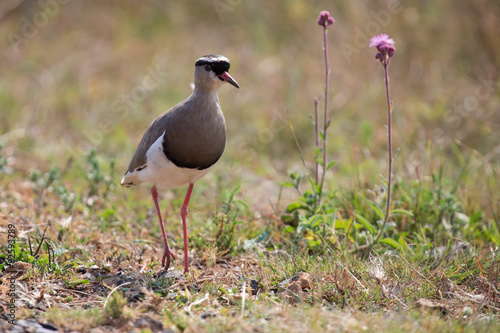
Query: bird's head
194 55 239 91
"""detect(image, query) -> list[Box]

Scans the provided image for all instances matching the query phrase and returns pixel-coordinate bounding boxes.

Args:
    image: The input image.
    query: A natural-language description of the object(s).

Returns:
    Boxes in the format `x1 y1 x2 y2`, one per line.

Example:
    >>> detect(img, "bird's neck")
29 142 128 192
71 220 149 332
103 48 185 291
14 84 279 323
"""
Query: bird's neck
191 86 220 103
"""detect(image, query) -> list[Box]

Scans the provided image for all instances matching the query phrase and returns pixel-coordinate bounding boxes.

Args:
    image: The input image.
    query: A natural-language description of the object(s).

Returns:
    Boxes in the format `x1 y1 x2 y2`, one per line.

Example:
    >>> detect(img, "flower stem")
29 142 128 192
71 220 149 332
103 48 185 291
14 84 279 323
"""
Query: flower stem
314 98 319 185
373 60 393 245
318 26 330 203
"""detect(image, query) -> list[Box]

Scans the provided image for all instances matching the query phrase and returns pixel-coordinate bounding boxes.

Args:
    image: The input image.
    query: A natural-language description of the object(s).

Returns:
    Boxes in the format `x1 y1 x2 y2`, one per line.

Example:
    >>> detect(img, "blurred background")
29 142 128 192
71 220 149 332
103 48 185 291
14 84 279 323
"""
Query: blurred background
1 0 499 215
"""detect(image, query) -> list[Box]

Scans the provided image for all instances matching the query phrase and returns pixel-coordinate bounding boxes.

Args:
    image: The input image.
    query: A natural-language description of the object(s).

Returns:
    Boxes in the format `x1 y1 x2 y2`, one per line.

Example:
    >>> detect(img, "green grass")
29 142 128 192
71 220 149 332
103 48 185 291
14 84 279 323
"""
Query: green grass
1 1 499 332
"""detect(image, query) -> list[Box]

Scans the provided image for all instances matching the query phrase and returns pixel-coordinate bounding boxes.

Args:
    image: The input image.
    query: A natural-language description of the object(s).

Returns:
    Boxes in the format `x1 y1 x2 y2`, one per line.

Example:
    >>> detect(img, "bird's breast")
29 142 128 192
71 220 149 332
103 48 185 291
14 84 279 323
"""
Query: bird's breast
162 111 226 170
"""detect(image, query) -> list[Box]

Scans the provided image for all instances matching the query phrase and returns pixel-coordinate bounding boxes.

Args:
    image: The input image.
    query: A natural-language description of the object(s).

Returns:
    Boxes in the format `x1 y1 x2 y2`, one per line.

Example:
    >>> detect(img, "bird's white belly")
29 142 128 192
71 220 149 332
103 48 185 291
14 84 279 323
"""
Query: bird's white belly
121 135 213 189
136 134 213 189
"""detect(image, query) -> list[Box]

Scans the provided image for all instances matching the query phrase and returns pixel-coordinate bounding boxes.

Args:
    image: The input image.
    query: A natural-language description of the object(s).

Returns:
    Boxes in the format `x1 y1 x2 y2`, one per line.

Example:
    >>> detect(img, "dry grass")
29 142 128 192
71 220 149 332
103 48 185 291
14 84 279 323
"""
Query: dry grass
1 178 499 331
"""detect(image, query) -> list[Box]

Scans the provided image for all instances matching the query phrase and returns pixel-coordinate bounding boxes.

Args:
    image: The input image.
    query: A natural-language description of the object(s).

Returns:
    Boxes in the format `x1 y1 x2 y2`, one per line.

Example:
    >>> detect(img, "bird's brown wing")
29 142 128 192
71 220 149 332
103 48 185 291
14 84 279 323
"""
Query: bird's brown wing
124 106 177 175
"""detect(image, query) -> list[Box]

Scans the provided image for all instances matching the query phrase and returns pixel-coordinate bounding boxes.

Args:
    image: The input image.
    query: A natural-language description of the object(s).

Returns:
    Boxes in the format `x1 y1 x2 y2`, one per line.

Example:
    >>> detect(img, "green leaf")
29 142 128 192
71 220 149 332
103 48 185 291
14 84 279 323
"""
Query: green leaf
398 234 408 248
393 147 400 159
236 199 249 209
344 217 353 233
379 237 401 249
378 174 388 186
326 160 336 171
334 219 346 229
256 230 270 243
229 184 241 200
286 202 306 213
390 209 414 217
368 202 385 220
309 214 323 228
355 213 376 235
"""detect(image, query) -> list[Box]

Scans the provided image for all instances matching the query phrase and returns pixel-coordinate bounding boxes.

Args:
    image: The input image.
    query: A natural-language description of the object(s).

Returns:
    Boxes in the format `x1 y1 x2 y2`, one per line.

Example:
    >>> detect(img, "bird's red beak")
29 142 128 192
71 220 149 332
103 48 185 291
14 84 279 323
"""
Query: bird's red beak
218 72 239 88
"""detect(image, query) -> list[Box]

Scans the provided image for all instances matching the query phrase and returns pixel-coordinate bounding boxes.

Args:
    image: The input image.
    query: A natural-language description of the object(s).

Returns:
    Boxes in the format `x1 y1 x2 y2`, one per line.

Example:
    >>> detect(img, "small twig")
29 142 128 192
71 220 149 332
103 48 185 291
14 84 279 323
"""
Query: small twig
28 236 33 255
241 278 246 318
215 214 225 241
336 261 369 293
61 288 106 299
186 293 209 314
29 228 48 258
285 111 315 189
103 282 131 309
344 199 357 254
398 254 434 286
45 242 54 268
262 214 283 225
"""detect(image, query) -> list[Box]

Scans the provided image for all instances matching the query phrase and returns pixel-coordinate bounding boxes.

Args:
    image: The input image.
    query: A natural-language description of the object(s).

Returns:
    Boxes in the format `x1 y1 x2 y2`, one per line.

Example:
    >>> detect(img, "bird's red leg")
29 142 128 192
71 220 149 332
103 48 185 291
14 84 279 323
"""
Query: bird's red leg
180 183 194 274
151 185 174 270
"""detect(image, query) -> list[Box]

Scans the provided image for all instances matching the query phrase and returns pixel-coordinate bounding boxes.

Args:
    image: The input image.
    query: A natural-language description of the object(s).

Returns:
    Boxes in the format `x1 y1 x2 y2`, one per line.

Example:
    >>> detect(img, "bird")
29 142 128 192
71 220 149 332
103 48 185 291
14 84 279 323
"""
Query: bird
121 54 239 273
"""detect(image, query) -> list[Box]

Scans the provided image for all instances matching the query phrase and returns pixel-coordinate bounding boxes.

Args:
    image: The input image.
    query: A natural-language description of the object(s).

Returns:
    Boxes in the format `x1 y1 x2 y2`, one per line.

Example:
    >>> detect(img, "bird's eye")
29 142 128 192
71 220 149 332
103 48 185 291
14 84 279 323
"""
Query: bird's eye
204 64 212 72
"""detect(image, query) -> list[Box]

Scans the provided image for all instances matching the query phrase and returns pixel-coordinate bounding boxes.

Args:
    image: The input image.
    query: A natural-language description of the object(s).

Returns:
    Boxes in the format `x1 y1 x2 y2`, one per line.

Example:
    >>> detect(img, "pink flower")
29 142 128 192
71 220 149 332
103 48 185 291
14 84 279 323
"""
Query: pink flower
317 10 335 27
369 34 394 48
370 34 395 62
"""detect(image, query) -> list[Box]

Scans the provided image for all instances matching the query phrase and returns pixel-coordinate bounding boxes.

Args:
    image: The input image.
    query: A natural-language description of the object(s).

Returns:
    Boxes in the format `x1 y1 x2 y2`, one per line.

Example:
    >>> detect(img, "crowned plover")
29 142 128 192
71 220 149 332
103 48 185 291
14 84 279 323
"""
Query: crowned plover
121 55 239 273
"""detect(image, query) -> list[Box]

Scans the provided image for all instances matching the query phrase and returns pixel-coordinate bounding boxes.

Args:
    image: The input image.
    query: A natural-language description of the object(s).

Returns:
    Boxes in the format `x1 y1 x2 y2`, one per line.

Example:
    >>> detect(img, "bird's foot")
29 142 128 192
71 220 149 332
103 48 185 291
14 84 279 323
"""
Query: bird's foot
162 247 176 270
